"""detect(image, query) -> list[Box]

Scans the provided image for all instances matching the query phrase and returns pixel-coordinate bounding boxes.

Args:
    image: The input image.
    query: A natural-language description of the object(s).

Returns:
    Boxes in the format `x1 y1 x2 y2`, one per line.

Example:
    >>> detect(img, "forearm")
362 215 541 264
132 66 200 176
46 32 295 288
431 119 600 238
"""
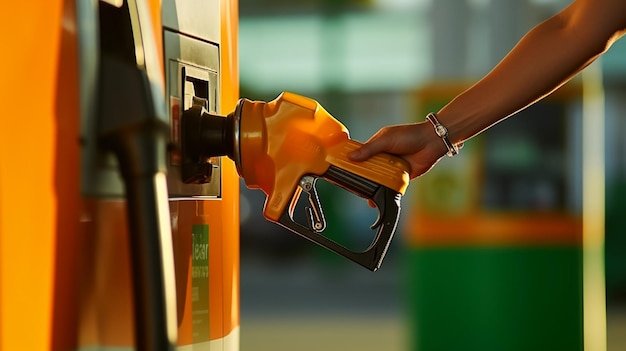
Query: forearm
438 3 621 145
349 0 626 179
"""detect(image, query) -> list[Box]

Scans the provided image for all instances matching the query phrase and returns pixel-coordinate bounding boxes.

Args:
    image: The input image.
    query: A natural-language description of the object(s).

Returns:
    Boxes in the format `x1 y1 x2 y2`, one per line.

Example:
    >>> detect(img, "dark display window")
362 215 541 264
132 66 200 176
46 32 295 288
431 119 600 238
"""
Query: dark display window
481 101 567 212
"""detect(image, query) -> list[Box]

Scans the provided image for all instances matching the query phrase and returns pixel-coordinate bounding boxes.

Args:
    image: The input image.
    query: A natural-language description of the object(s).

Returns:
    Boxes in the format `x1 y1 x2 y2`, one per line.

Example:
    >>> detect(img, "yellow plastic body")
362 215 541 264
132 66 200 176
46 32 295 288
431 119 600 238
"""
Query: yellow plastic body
238 92 410 222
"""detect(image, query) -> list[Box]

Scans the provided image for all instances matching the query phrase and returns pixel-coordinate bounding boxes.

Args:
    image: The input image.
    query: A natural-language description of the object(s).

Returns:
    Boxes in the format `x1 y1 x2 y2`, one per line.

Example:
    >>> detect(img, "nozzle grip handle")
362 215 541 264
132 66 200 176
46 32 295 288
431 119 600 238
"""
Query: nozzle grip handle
278 183 401 271
326 139 410 195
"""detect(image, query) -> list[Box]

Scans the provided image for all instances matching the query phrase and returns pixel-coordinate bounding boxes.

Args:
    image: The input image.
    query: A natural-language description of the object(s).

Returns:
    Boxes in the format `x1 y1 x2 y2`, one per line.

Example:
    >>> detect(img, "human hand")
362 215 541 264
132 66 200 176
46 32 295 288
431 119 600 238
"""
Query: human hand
348 122 448 179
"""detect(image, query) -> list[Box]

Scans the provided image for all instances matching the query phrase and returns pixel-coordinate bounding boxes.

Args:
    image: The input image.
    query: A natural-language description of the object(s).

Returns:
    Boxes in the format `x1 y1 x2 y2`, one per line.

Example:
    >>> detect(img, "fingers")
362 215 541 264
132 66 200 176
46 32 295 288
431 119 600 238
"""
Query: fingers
347 147 369 161
345 122 444 180
348 129 391 162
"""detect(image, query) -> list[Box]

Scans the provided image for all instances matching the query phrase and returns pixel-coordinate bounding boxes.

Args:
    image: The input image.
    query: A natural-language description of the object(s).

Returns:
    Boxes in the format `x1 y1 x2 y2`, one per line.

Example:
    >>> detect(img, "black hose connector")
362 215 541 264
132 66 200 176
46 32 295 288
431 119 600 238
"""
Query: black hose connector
180 105 236 184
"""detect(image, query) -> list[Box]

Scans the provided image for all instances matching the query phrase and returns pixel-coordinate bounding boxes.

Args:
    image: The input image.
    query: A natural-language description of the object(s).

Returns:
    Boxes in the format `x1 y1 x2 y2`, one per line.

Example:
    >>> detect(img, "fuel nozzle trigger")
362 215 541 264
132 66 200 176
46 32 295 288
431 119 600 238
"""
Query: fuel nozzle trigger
277 166 402 271
291 175 326 233
278 165 401 271
278 173 401 271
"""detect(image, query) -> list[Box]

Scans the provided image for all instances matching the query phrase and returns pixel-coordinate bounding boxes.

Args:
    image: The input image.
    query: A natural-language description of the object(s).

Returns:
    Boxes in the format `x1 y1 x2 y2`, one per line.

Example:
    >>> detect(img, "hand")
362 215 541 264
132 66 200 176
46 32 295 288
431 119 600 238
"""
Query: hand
348 122 448 179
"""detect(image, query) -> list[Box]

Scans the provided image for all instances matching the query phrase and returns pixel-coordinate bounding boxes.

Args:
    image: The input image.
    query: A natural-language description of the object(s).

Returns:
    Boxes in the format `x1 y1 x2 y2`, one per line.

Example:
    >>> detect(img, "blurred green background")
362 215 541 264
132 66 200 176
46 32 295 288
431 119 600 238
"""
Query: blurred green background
235 0 626 350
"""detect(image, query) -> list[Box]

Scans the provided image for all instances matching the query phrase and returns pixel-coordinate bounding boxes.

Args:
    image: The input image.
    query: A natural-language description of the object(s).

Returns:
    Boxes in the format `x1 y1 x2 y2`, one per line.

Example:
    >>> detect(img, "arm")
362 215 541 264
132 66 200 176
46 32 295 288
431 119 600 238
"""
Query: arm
349 0 626 179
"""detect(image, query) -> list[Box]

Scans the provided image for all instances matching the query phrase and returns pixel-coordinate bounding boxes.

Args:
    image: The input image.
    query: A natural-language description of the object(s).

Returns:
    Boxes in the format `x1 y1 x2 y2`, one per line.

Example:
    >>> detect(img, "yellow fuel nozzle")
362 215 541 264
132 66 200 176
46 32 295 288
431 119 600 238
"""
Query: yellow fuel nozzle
181 92 410 271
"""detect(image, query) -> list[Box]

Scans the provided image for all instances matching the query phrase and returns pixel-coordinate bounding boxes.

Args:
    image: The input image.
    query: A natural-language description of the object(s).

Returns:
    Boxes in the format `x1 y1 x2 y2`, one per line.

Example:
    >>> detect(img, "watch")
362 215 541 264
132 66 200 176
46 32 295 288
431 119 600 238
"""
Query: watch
426 112 462 157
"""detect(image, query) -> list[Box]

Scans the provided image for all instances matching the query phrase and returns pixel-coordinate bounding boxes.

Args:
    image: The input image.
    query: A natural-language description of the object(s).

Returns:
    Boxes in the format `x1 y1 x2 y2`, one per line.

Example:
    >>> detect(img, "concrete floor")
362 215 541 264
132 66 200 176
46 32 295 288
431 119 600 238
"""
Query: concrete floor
241 316 407 351
239 256 626 351
239 254 406 351
241 313 626 351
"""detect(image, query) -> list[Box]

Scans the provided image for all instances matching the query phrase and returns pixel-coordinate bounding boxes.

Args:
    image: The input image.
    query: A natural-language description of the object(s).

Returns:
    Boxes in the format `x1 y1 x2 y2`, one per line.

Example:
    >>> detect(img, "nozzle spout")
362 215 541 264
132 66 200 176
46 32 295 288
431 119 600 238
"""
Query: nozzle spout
180 105 236 184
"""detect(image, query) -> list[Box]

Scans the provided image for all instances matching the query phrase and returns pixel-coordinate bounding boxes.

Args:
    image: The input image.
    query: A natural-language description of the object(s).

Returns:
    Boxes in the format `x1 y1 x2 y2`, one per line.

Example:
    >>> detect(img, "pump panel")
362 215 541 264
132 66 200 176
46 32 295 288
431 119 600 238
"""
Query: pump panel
164 30 221 197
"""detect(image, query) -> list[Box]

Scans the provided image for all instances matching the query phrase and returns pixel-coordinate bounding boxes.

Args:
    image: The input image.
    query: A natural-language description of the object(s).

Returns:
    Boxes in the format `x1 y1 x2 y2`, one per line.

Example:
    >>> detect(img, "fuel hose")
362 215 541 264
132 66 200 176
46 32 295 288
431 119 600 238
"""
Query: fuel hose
97 0 178 349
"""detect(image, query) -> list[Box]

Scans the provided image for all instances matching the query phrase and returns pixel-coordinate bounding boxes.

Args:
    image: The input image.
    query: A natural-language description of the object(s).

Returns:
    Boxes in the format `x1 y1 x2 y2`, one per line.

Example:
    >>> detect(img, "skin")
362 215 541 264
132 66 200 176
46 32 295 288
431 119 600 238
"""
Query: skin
348 0 626 179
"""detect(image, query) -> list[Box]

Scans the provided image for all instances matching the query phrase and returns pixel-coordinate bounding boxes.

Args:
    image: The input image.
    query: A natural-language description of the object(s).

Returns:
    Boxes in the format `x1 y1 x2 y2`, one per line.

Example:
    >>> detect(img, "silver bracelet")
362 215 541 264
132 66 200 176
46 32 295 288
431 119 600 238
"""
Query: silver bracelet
425 112 462 157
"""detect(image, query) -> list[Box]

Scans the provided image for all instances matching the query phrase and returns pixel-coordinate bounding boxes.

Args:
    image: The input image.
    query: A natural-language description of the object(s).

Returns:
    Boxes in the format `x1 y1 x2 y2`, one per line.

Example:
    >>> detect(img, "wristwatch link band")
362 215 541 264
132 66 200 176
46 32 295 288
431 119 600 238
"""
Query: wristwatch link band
426 112 462 157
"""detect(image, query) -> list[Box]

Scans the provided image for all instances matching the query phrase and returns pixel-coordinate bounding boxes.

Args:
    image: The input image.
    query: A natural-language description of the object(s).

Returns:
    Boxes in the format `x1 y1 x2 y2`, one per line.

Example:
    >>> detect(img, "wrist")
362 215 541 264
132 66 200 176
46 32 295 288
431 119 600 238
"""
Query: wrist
418 121 448 160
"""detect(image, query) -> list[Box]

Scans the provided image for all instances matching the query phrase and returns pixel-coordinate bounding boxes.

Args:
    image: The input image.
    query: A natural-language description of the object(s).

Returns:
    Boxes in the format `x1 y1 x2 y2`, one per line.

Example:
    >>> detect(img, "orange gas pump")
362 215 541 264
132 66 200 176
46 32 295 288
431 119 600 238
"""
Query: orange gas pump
1 0 239 350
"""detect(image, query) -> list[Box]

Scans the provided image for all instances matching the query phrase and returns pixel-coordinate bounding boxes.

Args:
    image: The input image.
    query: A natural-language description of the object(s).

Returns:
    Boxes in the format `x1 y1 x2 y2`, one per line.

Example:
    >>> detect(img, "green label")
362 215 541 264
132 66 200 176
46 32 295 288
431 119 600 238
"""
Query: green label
191 224 210 343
